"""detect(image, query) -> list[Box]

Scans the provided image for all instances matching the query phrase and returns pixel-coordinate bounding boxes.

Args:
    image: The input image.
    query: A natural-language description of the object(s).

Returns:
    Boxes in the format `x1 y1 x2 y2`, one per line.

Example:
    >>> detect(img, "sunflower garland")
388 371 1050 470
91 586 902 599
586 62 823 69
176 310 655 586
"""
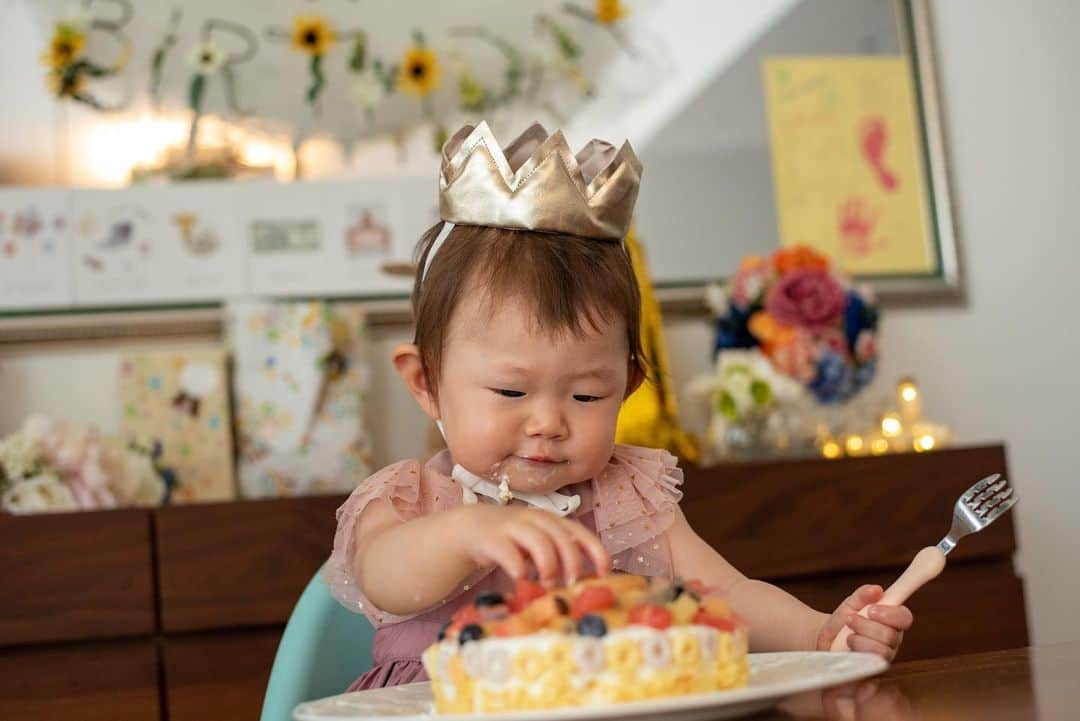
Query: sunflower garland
448 26 524 112
148 8 182 106
267 14 363 109
184 18 257 156
40 3 641 168
345 31 395 118
563 0 637 58
397 39 440 98
42 1 133 111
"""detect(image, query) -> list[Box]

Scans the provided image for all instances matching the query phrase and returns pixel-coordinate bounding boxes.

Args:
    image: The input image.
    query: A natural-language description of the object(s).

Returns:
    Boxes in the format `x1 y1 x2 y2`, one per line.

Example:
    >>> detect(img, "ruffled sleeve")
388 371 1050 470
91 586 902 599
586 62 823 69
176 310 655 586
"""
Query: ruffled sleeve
323 459 427 626
591 444 684 579
323 452 491 627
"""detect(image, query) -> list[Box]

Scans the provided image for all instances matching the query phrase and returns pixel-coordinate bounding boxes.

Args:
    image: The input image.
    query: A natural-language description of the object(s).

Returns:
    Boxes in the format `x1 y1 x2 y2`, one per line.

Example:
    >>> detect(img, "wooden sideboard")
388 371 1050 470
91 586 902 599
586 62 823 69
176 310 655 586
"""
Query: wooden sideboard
0 444 1027 720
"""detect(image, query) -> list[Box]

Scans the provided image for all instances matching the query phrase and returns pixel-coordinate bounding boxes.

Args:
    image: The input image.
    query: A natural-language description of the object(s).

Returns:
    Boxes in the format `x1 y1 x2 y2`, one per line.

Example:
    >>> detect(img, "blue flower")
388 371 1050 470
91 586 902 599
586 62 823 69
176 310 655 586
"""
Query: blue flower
713 301 757 354
809 350 854 404
843 291 881 353
852 357 878 393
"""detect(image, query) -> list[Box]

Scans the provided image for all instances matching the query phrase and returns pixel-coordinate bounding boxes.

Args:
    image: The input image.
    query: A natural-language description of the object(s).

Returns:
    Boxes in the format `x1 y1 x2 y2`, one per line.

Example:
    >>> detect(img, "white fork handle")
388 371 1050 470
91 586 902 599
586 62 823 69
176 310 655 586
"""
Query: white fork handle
830 546 946 652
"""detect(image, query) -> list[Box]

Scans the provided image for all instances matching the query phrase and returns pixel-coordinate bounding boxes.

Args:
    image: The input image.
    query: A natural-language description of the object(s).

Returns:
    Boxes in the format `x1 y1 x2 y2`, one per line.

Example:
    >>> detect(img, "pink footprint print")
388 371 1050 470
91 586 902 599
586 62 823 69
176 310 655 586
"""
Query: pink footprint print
860 116 899 192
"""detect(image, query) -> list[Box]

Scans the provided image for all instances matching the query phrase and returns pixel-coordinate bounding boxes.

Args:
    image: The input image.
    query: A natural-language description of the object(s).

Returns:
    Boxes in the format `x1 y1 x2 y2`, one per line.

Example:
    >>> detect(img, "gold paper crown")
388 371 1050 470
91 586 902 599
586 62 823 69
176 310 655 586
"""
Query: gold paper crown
439 121 642 240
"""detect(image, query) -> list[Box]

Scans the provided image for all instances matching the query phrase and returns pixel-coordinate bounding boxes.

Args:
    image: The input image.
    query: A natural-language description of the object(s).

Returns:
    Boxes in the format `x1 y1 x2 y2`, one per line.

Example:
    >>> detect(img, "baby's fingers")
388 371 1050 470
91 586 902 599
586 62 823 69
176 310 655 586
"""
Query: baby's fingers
868 604 914 631
549 522 584 587
848 632 896 660
847 613 901 649
505 522 560 586
564 521 611 578
472 535 527 580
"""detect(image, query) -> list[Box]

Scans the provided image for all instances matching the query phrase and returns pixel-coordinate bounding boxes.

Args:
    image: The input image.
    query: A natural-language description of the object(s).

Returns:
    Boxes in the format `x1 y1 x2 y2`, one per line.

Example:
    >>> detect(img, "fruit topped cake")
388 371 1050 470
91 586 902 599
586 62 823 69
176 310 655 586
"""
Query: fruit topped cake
421 573 749 713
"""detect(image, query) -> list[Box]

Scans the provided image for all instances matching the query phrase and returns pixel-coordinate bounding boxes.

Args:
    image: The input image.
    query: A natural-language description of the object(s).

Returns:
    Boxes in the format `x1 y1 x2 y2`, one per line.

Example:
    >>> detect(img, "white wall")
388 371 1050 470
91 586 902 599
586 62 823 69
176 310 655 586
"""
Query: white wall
876 0 1080 645
1 0 1078 647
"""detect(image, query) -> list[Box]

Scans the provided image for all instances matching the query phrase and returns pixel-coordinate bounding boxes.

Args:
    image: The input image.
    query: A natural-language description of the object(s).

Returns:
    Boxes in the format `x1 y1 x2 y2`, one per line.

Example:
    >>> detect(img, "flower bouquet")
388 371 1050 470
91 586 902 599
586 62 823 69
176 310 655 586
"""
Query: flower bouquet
0 416 175 514
687 348 808 460
708 246 879 405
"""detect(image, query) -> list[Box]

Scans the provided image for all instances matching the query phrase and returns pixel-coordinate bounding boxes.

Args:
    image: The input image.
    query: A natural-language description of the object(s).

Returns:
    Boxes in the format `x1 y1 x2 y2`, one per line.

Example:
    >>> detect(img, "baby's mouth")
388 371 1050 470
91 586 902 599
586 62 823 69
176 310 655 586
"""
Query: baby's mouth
516 455 568 466
493 455 568 491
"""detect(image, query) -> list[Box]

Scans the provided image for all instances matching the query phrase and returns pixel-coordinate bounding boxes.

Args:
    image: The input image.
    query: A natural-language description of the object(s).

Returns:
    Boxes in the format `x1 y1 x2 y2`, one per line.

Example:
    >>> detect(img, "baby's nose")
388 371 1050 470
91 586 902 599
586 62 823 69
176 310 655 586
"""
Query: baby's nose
524 400 568 439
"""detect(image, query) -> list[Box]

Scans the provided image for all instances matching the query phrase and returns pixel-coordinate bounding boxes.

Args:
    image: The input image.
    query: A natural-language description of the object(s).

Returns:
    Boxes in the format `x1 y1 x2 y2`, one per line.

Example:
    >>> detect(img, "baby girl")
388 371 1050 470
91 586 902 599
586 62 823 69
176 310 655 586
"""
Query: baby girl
326 121 913 689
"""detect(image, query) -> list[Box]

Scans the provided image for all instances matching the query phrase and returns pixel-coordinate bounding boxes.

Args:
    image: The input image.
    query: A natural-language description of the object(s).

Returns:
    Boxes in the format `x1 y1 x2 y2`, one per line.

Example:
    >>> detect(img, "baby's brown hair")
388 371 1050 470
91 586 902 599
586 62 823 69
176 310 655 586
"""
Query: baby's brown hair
411 223 646 400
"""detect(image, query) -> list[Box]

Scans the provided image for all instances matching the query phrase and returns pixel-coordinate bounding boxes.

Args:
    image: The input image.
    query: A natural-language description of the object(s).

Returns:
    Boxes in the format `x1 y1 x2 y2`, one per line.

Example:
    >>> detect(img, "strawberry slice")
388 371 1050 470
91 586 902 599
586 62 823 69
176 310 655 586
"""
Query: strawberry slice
693 608 737 632
507 579 547 613
570 585 617 619
628 602 672 630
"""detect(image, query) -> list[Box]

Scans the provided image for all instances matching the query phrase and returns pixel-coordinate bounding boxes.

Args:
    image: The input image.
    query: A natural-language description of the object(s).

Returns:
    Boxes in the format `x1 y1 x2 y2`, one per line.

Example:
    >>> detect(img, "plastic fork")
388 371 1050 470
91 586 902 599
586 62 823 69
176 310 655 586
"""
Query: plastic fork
831 473 1017 651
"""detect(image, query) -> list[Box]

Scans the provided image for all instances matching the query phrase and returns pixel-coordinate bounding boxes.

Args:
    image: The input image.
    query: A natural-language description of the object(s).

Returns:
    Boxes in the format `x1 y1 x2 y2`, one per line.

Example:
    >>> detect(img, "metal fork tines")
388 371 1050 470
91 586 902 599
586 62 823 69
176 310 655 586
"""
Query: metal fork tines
936 473 1017 555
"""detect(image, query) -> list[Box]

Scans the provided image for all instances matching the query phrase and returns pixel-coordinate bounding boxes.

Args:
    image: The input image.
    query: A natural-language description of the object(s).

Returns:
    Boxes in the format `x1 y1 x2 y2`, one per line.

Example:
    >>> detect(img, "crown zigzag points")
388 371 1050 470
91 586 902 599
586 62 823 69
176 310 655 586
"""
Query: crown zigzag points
438 121 642 240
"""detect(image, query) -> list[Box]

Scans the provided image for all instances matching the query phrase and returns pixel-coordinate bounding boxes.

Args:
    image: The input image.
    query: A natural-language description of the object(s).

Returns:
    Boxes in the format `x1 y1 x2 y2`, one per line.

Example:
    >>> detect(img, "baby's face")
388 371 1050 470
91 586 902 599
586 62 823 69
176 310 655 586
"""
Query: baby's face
436 287 630 494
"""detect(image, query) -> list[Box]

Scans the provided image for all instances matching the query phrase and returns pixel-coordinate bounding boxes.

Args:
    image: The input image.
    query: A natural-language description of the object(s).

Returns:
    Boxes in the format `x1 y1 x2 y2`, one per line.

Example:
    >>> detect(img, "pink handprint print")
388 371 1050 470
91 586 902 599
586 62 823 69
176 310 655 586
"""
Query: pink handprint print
860 116 899 192
838 197 883 258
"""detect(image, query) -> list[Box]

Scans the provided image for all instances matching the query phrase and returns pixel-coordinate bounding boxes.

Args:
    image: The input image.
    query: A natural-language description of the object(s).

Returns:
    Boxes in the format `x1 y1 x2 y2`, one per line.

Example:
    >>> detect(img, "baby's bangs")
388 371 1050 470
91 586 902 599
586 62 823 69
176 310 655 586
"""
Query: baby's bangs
474 231 631 342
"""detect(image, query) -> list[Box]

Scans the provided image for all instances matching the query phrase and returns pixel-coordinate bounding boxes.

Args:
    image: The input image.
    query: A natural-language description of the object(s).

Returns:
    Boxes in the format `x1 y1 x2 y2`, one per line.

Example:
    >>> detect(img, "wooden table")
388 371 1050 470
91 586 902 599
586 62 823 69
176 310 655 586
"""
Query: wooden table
0 444 1027 720
764 643 1078 720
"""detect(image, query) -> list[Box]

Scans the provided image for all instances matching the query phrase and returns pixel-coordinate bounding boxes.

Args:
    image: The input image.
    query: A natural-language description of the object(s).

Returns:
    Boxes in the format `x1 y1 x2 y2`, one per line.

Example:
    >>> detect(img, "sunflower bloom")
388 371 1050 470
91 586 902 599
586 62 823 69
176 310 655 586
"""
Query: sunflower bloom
43 24 86 69
595 0 629 24
398 46 440 96
290 15 336 56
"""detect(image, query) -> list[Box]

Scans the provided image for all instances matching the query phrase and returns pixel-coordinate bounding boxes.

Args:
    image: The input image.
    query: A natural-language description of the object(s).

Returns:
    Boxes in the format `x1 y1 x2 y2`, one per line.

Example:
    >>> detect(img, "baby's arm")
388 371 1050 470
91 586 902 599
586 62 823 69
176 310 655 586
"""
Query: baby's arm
352 500 480 616
352 500 610 616
666 506 827 652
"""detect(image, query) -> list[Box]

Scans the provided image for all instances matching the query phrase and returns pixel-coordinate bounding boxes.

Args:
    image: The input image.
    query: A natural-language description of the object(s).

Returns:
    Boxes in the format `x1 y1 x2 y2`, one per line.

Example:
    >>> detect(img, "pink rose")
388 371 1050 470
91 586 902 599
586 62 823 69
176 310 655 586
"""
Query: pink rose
764 269 846 331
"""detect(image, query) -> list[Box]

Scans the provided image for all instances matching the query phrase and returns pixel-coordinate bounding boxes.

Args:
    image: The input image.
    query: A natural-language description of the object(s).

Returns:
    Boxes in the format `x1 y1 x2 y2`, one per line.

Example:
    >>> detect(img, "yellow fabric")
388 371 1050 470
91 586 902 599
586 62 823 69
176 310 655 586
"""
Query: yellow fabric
615 226 699 463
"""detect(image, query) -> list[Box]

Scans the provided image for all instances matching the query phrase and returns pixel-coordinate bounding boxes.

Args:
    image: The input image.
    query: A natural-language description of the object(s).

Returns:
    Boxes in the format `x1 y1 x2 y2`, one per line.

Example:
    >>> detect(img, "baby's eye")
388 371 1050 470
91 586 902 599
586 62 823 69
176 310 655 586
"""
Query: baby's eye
573 394 603 403
491 388 525 398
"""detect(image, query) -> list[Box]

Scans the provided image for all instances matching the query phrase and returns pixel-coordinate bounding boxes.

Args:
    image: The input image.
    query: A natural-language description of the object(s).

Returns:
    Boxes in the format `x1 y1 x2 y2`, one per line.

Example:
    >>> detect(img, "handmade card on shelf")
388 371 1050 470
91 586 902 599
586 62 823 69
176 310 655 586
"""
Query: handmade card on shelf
141 182 247 300
763 56 935 276
71 184 247 305
228 300 373 498
71 187 165 304
0 187 75 310
237 179 414 298
119 349 237 503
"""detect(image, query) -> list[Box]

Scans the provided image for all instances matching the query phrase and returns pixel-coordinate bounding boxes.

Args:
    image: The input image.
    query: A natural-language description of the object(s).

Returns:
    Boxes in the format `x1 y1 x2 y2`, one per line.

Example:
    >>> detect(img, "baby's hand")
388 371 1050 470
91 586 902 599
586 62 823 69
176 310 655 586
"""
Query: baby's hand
457 504 610 587
816 585 914 661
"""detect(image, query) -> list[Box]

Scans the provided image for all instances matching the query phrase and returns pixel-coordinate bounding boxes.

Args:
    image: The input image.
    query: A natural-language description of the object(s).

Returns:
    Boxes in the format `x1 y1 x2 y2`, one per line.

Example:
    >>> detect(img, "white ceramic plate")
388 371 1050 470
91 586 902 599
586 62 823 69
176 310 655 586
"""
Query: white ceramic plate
293 652 888 721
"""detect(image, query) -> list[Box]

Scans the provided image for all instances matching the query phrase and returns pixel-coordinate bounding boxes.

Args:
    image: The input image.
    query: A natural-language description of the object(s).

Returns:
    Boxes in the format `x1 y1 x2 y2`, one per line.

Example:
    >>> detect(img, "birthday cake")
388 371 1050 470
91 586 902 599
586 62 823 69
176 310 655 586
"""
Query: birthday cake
422 574 749 713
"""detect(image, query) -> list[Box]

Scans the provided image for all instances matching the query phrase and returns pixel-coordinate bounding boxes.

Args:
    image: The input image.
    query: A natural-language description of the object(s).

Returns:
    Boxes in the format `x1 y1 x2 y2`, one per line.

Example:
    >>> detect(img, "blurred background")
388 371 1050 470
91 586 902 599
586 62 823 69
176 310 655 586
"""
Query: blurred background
0 0 1076 718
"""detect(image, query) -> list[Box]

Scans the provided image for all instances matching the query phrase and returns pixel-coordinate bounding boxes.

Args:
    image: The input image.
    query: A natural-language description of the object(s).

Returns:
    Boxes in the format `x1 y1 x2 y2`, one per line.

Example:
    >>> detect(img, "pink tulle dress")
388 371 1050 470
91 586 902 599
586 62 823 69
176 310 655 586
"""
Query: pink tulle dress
323 444 684 691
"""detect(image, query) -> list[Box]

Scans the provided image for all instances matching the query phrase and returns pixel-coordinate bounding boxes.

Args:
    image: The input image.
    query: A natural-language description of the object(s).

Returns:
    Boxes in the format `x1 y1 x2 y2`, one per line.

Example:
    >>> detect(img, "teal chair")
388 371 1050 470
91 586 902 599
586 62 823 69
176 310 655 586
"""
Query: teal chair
260 566 375 721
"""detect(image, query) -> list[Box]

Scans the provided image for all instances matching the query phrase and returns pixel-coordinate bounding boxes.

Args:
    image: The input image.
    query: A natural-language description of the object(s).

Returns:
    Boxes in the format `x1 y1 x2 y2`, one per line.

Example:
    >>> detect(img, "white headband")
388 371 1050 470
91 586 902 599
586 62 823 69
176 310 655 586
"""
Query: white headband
421 221 455 283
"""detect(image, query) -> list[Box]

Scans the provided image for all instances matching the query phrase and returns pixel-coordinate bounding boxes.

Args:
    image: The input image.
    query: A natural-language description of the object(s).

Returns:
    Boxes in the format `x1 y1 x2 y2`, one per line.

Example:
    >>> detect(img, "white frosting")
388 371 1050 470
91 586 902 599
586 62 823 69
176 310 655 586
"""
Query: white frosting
434 624 737 695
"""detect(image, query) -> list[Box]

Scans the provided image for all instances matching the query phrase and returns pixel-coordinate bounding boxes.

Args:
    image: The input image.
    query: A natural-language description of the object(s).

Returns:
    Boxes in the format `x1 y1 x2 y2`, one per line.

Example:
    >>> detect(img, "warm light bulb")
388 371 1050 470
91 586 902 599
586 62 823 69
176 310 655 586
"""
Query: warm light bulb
822 441 842 459
881 413 903 437
845 435 865 454
871 438 890 455
915 434 936 452
901 384 918 402
240 140 279 167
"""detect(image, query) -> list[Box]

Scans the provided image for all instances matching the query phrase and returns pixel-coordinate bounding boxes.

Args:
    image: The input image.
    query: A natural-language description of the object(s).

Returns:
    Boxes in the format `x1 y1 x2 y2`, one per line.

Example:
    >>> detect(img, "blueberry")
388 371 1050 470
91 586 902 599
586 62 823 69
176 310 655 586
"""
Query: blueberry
554 596 570 615
458 623 484 645
437 621 450 641
672 582 700 601
577 614 607 637
474 592 505 607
